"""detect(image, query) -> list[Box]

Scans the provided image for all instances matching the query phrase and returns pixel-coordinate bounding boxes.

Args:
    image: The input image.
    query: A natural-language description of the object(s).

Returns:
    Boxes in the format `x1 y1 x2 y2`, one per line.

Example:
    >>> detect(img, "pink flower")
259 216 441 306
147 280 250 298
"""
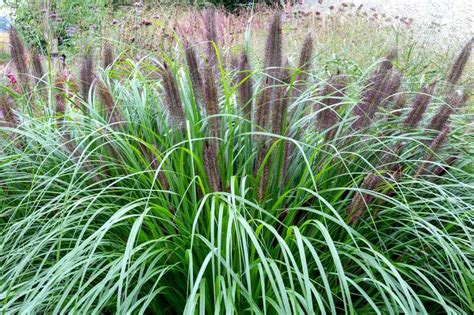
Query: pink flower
6 70 17 84
6 70 21 92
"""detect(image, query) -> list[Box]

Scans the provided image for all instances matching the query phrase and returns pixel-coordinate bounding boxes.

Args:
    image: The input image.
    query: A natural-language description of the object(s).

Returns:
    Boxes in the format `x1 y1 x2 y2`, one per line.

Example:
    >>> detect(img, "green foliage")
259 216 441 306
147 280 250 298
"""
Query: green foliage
0 50 10 64
9 2 47 52
0 46 472 313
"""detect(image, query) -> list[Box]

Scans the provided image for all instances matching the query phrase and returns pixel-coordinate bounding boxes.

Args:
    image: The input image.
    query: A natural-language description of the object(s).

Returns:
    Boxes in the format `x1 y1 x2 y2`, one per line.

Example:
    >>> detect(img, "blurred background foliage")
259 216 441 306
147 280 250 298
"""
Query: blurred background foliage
0 0 284 55
1 0 109 54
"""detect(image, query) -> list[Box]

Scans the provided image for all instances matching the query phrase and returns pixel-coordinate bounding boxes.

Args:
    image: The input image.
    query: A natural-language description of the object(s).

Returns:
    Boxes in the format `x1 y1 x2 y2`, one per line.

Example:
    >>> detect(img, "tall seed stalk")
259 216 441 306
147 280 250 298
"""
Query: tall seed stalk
185 43 204 103
255 11 282 131
55 77 100 183
97 79 125 130
102 42 114 69
79 49 94 113
315 75 349 141
347 173 381 224
9 27 30 93
352 49 397 129
428 87 469 132
204 8 218 67
237 51 254 122
292 33 314 99
445 37 473 86
203 63 221 191
403 81 437 128
161 63 186 129
415 126 450 177
31 48 45 89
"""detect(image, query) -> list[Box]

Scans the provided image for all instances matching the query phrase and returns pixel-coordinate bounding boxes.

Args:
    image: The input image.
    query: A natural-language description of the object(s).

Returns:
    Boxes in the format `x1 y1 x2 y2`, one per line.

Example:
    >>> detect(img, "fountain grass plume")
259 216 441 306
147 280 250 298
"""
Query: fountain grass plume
31 48 45 88
403 81 437 128
315 75 349 141
292 33 314 99
97 78 125 129
102 42 114 69
258 65 292 201
347 173 382 224
54 77 66 129
297 34 314 74
202 63 221 192
161 62 185 129
80 49 95 104
264 12 283 78
254 79 270 131
390 93 407 118
203 63 220 138
203 140 221 192
446 37 473 86
428 88 469 132
237 51 254 121
185 43 204 103
255 11 282 130
205 7 218 66
427 125 450 155
271 66 291 137
0 94 18 128
0 93 24 149
379 69 402 108
379 47 397 73
416 126 450 177
352 48 397 129
9 27 30 91
432 156 458 177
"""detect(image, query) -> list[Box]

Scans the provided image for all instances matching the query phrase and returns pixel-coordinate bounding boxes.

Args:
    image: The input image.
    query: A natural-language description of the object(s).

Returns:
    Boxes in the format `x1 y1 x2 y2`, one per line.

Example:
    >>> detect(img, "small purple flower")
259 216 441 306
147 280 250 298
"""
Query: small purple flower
65 26 77 37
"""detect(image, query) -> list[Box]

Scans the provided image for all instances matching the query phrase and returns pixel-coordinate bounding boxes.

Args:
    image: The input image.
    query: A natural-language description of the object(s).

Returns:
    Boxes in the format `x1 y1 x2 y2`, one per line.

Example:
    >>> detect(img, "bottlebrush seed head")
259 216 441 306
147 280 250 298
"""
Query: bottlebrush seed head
237 51 254 121
161 62 186 128
9 27 29 90
80 49 95 101
446 37 473 86
102 42 114 69
403 81 436 128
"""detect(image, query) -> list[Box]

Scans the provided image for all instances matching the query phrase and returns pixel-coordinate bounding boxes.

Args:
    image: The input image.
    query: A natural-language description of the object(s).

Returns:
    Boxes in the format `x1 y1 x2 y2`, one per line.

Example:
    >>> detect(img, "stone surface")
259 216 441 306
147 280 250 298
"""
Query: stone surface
302 0 473 43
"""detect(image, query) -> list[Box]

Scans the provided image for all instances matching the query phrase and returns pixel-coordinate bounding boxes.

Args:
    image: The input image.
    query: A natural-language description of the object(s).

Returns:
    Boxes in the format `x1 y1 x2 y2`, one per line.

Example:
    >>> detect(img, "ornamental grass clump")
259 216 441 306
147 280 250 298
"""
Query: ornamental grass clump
0 15 472 315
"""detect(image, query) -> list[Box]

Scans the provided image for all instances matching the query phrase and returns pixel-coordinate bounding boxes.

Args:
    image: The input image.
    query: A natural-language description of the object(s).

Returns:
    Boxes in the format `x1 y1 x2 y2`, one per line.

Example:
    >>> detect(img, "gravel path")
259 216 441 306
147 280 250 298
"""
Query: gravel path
302 0 473 44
